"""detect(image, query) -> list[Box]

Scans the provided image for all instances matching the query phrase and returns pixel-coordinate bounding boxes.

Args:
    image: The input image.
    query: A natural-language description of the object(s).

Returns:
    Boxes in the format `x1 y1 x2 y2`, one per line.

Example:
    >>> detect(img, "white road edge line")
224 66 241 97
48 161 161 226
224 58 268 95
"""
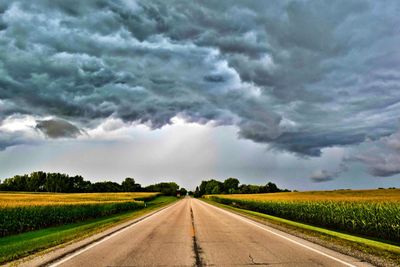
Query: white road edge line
199 199 357 267
48 200 182 267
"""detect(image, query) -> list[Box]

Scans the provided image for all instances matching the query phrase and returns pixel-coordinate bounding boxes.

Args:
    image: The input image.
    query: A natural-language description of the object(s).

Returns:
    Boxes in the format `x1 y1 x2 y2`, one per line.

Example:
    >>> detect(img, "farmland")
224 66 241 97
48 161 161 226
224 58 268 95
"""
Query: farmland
0 192 159 237
0 192 159 207
206 189 400 243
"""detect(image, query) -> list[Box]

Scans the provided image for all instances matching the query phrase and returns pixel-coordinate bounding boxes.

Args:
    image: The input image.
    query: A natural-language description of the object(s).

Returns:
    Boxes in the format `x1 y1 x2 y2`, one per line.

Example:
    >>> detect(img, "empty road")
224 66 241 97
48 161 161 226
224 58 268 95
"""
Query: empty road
48 198 370 267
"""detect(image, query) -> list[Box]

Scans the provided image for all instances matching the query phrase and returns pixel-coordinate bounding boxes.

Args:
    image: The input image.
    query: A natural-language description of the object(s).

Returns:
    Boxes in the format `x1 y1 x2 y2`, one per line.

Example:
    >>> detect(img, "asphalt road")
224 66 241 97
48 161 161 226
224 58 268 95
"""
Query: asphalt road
49 198 371 267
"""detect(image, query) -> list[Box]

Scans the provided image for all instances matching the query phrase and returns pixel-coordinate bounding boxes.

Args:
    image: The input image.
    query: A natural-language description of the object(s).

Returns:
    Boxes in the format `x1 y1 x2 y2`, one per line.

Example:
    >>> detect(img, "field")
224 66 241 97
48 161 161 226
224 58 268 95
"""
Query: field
206 189 400 243
207 189 400 202
0 192 159 237
0 192 159 207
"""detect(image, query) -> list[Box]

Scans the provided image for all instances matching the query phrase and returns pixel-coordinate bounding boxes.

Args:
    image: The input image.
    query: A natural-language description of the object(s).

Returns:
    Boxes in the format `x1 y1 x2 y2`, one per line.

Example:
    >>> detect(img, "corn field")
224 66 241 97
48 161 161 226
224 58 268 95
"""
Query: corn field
0 192 159 207
0 192 159 237
207 189 400 243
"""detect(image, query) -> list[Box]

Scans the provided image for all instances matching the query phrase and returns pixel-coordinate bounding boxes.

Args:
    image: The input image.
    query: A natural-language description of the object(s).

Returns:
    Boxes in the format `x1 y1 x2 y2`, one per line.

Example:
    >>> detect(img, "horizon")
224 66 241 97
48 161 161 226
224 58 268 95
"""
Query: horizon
1 1 400 191
1 169 397 192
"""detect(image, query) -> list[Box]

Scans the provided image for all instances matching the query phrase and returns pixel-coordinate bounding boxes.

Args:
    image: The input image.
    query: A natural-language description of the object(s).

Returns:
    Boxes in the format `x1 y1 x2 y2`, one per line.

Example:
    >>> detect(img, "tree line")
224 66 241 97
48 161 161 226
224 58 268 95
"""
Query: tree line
193 178 289 197
0 171 183 196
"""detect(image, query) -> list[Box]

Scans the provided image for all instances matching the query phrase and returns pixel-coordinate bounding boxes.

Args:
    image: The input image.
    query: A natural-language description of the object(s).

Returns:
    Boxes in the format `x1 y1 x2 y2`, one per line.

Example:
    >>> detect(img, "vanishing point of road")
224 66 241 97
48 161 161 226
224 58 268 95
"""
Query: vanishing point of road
46 198 370 267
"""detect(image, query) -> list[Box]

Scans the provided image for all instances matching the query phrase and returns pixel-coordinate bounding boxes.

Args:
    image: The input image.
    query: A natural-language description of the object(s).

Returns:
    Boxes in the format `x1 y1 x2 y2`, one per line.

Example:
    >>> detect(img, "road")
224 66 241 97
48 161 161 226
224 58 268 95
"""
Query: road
49 198 370 267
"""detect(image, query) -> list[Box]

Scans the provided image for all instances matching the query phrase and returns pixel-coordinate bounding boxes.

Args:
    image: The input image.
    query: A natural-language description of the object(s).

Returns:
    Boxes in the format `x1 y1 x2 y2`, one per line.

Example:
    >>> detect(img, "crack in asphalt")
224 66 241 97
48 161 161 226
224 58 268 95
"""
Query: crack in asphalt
249 253 270 265
190 206 203 267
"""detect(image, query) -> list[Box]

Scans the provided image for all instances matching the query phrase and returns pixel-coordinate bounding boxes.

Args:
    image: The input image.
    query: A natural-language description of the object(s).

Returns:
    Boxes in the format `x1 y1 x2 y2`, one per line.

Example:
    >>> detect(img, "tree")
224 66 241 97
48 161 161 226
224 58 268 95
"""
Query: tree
179 187 188 196
223 177 239 193
263 182 279 193
145 182 179 196
122 177 141 192
27 171 46 192
204 180 222 195
211 184 220 194
199 181 208 196
91 181 122 192
1 175 29 191
194 186 200 197
70 175 91 192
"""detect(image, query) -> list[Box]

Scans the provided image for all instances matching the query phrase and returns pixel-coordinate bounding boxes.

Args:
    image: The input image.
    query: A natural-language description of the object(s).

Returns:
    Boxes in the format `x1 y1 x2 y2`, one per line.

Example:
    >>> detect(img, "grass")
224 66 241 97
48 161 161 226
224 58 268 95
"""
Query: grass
203 197 400 267
0 196 177 264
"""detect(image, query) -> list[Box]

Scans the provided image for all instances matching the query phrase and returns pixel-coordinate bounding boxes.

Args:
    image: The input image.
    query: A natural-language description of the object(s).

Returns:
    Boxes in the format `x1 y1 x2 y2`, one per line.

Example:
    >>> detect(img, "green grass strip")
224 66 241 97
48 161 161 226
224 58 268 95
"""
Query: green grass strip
202 198 400 254
0 196 177 264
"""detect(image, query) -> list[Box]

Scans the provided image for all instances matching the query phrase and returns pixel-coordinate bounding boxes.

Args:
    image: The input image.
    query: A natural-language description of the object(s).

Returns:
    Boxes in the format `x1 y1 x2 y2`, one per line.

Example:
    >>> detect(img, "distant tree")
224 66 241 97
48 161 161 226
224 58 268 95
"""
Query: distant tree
238 184 249 194
223 178 239 194
193 178 286 196
27 171 46 192
179 187 188 196
199 181 208 196
0 171 186 194
194 186 200 197
211 184 221 194
70 175 91 192
122 177 141 192
145 182 179 196
1 175 28 191
45 173 72 192
264 182 279 193
204 180 222 195
91 181 122 192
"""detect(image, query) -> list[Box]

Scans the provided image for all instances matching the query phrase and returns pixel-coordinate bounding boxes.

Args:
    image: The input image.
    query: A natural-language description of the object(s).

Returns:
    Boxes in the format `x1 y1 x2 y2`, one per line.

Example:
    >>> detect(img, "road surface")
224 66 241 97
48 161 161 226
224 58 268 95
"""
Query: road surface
49 198 370 267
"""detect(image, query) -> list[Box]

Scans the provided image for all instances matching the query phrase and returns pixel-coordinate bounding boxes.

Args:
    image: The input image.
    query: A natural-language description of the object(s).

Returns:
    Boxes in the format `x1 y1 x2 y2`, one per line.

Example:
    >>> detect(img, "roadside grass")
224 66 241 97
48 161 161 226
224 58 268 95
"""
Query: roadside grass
0 196 177 264
202 198 400 267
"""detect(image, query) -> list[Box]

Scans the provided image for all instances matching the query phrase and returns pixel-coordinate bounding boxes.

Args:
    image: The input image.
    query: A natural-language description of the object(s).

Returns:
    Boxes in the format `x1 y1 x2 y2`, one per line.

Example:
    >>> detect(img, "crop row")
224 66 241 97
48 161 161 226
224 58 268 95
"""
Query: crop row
207 196 400 243
0 201 145 237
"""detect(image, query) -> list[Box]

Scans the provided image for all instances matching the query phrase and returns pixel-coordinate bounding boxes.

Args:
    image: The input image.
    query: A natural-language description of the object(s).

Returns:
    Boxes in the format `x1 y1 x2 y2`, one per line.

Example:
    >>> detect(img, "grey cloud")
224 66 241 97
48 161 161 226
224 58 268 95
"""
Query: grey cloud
36 119 82 138
310 162 348 182
0 123 41 150
351 154 400 177
0 131 30 150
350 130 400 177
310 170 336 183
0 0 399 156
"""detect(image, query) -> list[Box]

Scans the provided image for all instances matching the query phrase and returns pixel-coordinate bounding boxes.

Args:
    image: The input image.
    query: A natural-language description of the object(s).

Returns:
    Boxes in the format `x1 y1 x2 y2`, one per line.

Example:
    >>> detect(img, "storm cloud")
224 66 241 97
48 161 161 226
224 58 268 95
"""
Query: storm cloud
0 0 400 159
36 119 82 138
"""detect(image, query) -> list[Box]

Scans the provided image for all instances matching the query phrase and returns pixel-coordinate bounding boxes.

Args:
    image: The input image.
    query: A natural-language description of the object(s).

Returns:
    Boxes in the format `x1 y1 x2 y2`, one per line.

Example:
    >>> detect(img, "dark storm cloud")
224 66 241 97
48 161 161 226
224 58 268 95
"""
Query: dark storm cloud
1 0 400 156
36 119 82 138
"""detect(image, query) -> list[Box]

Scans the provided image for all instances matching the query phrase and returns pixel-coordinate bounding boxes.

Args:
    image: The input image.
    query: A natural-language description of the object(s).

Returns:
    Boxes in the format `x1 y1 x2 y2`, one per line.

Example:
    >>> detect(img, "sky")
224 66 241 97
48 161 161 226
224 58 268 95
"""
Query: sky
0 0 400 190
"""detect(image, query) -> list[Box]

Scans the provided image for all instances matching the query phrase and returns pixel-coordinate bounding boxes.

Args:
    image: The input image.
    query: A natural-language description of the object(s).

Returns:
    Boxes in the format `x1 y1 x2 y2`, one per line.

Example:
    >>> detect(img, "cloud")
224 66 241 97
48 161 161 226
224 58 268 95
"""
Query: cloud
310 161 348 182
35 119 82 138
0 1 399 156
310 170 336 183
349 130 400 177
0 114 42 150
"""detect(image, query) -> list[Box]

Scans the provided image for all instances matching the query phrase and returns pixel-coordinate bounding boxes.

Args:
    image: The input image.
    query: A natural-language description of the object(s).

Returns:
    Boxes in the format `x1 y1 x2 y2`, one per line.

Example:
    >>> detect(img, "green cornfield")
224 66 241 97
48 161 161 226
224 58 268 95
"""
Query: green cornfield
207 192 400 243
0 192 160 237
0 201 145 237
